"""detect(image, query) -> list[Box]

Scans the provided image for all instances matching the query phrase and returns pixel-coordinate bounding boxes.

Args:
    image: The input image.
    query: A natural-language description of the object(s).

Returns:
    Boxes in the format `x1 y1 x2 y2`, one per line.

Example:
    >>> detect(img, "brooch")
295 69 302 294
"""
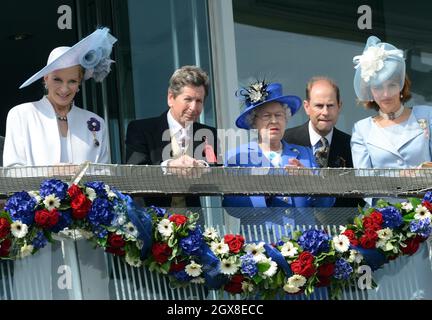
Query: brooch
417 119 429 139
87 117 101 147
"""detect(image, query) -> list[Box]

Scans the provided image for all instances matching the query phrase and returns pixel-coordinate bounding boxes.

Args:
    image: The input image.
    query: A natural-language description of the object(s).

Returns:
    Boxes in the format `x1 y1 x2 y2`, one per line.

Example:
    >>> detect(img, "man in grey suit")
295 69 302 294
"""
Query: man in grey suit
284 76 364 208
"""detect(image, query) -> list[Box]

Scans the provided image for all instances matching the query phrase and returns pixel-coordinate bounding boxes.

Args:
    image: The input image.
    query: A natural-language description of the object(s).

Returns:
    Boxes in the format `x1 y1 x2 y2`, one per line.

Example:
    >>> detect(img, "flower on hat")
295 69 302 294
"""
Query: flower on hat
238 80 269 105
355 46 387 82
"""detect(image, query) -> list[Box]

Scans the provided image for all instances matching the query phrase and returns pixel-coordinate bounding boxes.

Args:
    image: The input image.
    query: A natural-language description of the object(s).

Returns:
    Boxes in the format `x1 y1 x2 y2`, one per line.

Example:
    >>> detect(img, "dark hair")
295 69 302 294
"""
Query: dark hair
168 65 210 98
362 74 412 111
305 76 340 104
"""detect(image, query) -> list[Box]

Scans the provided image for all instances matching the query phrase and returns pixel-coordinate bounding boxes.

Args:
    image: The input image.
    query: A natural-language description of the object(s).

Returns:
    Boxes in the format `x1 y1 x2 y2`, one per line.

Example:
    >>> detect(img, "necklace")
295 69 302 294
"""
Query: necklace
378 105 404 120
56 113 68 121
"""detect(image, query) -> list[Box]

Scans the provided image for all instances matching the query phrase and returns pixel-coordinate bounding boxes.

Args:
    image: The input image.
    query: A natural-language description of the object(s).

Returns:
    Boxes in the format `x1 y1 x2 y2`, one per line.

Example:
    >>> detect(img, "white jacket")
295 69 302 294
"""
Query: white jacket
3 96 110 166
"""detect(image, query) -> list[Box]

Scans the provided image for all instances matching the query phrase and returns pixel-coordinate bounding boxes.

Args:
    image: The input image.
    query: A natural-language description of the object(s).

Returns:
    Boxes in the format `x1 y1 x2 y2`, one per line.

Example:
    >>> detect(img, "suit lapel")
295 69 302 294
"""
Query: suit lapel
392 112 423 151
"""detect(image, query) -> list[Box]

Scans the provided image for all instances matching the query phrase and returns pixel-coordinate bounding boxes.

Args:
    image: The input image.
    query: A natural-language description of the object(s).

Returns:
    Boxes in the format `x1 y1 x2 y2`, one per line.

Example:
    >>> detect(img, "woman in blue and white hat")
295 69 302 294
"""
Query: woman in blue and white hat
2 28 117 300
3 27 117 167
223 81 335 228
351 36 432 300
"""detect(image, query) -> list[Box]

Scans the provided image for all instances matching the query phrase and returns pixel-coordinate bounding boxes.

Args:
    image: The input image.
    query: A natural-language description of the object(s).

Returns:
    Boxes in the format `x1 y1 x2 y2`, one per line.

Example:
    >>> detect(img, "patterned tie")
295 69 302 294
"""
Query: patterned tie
314 137 329 168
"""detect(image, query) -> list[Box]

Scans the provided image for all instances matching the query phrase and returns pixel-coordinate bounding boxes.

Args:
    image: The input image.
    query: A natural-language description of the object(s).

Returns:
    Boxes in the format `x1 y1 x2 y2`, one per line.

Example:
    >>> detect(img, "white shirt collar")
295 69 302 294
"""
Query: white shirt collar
308 121 333 148
167 110 192 137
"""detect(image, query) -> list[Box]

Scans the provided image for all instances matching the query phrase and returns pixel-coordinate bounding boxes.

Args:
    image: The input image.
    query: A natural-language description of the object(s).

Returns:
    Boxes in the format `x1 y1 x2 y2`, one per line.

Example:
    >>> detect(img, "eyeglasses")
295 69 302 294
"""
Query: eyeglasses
255 112 286 122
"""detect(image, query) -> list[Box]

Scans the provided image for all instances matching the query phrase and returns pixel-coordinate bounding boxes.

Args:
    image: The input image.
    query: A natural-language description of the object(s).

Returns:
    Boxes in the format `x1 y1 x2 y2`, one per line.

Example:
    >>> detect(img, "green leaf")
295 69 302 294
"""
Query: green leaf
257 262 270 273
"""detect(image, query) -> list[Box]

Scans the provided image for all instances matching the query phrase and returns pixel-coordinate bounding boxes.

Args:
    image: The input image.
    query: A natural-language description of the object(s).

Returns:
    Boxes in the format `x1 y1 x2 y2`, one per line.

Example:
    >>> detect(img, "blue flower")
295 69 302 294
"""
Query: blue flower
85 181 107 197
92 226 108 239
87 117 101 132
50 210 73 233
40 179 68 200
379 207 403 229
240 254 258 277
423 191 432 203
298 229 330 255
334 258 353 280
150 206 167 218
410 218 432 238
88 198 114 227
180 228 203 256
5 191 37 225
32 231 48 249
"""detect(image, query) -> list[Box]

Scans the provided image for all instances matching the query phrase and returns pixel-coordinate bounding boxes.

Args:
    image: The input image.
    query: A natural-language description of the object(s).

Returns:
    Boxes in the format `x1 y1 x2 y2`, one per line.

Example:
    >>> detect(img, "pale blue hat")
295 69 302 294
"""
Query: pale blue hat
353 36 405 101
20 27 117 89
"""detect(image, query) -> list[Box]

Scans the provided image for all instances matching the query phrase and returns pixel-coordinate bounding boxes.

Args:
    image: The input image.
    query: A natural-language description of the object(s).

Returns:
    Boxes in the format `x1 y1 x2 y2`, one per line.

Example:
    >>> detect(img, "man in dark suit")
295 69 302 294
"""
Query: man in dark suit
284 76 364 208
125 65 218 208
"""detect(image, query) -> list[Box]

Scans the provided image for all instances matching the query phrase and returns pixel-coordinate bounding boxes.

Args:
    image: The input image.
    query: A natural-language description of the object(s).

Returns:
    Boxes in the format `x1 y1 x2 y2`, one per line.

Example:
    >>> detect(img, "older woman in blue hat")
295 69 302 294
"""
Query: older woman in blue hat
223 81 335 228
3 27 116 167
2 28 117 300
351 36 432 299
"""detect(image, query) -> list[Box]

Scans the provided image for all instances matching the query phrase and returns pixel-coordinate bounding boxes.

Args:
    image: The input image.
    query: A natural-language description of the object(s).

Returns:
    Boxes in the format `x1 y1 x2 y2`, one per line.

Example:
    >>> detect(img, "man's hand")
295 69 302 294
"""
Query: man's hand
167 155 208 177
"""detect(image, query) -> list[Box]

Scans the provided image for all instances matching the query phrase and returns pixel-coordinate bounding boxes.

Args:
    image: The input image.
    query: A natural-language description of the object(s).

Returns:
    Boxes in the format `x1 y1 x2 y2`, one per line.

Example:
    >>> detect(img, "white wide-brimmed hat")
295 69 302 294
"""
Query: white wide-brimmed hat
19 27 117 89
353 36 405 101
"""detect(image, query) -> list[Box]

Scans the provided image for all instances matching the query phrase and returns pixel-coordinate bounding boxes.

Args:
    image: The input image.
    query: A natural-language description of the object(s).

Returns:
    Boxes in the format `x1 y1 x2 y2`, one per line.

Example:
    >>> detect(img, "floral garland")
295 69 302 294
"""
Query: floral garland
0 178 431 299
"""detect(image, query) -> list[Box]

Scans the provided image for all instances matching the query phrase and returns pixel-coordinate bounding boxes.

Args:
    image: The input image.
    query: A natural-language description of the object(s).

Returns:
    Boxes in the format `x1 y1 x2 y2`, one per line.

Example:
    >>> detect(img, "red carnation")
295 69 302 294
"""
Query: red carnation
400 236 424 255
0 238 11 257
291 251 316 278
317 263 335 277
359 229 378 249
170 261 187 273
67 184 83 198
105 247 126 256
107 233 126 248
0 218 11 239
422 200 432 213
224 274 244 294
369 211 383 225
35 209 59 228
151 242 173 264
169 214 188 226
342 229 359 246
71 193 92 219
363 216 381 232
224 234 245 254
316 276 332 287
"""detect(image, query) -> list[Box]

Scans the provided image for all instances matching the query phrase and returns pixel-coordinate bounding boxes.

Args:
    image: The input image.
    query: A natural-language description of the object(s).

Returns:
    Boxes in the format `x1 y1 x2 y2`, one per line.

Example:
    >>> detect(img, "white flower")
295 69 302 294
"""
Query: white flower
28 191 42 203
339 225 347 233
262 258 278 278
241 281 254 293
280 241 298 257
185 261 202 277
283 283 301 294
85 187 97 201
357 46 387 82
401 202 414 211
104 185 117 199
157 219 173 237
125 253 142 267
287 274 307 288
11 221 28 239
210 240 229 255
123 222 139 240
203 227 219 240
414 205 431 220
348 249 364 264
220 258 239 275
77 228 94 240
190 277 205 284
377 228 393 241
43 194 61 211
333 235 350 253
20 243 34 258
244 242 266 262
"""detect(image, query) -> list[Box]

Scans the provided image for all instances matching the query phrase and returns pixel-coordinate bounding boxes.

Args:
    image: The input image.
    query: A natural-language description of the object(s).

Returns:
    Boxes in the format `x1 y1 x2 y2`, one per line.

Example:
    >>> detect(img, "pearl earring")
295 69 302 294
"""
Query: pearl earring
400 93 403 99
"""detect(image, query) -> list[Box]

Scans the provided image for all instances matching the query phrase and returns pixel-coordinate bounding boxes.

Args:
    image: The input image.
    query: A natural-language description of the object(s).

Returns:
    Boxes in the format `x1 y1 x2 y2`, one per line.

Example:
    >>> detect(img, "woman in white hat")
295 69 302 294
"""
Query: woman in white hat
351 36 432 299
3 27 116 167
3 28 117 300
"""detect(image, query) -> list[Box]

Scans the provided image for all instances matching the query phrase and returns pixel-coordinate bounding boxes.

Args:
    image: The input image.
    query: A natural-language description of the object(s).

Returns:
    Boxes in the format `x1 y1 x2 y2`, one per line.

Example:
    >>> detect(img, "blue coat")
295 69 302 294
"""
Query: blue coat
351 105 432 169
223 140 335 210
